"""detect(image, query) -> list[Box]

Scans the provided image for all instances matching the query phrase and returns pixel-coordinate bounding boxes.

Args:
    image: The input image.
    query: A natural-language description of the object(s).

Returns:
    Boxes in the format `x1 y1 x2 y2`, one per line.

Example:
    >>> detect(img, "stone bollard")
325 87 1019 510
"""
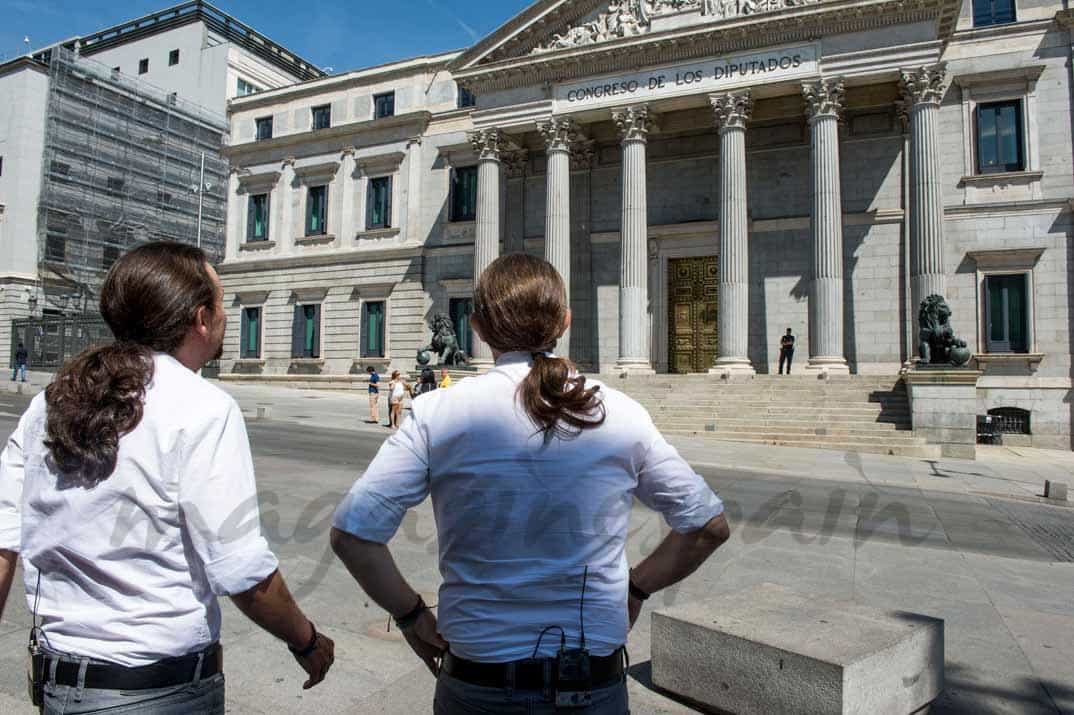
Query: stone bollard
1044 481 1068 501
651 583 944 715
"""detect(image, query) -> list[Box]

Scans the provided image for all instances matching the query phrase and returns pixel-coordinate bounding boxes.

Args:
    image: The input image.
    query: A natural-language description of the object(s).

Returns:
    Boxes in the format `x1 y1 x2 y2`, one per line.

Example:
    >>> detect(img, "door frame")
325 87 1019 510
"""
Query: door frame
650 227 719 374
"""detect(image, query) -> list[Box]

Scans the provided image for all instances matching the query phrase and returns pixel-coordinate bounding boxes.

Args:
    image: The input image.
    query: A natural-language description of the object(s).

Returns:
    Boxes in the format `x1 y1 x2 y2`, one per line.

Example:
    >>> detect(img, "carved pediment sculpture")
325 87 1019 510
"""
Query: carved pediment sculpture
532 0 822 54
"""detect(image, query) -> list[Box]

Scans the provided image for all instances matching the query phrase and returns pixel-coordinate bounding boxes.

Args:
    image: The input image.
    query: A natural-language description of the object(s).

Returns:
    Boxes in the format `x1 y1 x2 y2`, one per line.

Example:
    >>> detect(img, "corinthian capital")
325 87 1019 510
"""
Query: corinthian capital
468 128 503 161
537 117 581 153
802 78 845 121
612 105 655 143
899 64 948 108
710 90 753 131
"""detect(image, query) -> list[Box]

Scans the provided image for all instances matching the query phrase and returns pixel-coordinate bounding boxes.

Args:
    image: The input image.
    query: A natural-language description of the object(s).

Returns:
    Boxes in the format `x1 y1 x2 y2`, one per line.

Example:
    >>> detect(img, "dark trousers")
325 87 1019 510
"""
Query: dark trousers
779 349 794 374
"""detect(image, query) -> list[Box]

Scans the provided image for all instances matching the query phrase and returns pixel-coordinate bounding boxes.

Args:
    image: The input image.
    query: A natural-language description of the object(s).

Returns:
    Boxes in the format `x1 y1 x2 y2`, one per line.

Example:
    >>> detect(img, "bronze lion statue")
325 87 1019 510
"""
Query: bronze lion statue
918 295 971 367
416 313 467 367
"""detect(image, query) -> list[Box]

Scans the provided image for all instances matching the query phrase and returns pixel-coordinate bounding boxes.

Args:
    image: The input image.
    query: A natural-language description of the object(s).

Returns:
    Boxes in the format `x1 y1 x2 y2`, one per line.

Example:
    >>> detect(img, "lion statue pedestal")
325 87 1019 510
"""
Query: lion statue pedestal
905 294 981 459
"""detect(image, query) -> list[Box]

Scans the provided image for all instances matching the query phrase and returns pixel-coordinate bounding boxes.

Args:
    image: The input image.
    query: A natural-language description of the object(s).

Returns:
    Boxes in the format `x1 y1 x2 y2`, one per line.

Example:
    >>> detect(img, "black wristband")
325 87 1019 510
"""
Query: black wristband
288 620 318 658
629 579 651 602
393 595 427 631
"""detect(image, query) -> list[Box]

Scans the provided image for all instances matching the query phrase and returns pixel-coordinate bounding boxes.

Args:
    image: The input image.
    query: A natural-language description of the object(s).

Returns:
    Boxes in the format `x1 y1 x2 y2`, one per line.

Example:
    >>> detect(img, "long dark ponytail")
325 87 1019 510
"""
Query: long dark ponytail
44 242 215 485
472 253 605 439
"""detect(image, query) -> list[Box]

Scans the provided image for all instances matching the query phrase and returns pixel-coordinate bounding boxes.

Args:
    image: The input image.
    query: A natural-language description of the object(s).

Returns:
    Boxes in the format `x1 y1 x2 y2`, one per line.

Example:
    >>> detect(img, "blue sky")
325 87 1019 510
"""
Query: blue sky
0 0 534 71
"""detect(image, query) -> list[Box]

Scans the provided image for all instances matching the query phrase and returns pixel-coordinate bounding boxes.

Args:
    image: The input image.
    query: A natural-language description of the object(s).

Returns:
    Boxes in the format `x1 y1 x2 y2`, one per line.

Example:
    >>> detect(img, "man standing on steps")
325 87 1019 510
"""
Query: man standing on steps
779 328 795 375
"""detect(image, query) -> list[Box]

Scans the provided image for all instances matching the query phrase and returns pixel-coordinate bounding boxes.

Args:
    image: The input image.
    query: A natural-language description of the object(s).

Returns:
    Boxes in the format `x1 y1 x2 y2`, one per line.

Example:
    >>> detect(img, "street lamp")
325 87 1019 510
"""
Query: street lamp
190 153 212 250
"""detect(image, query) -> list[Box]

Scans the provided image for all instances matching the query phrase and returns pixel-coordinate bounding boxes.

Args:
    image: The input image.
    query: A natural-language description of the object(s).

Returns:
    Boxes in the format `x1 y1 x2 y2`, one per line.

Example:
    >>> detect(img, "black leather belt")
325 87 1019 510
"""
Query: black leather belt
442 648 625 691
36 643 222 691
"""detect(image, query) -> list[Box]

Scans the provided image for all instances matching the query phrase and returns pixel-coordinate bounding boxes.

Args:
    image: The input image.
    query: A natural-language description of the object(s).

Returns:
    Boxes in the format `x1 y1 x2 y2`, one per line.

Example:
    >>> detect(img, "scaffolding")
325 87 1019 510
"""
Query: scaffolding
36 46 228 314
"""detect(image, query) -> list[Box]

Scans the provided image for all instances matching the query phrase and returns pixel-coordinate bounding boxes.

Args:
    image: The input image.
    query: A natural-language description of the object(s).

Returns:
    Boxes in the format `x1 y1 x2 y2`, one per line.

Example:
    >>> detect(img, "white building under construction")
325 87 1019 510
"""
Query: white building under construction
0 1 322 366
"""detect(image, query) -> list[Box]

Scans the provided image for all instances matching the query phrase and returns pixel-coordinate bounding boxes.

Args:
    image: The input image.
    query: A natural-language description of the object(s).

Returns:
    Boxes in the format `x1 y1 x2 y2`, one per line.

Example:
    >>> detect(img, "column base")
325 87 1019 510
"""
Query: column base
613 358 656 376
804 357 851 375
708 358 756 378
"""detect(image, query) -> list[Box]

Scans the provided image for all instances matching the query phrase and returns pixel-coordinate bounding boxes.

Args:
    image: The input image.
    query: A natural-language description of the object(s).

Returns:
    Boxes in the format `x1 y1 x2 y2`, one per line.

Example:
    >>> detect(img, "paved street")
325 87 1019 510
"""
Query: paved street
0 385 1072 713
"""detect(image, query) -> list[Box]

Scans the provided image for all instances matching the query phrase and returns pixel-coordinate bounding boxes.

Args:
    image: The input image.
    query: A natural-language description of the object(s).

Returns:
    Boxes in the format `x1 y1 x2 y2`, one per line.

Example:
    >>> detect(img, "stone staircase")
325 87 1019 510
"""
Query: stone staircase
612 374 939 457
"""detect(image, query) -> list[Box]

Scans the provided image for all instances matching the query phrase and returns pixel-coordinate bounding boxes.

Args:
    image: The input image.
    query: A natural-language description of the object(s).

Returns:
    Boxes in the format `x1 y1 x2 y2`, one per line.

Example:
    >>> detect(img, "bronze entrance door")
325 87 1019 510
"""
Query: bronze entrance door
667 256 718 374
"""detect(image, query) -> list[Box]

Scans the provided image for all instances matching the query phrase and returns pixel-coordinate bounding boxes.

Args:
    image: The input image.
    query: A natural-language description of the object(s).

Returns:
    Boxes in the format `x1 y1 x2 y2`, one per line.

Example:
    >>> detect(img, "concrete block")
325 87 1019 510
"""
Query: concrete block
651 583 944 715
1044 481 1068 501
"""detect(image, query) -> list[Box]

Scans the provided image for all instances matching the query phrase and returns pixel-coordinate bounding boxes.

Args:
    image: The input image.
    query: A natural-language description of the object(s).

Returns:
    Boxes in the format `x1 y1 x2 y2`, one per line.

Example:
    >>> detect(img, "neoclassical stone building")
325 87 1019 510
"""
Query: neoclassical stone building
219 0 1074 448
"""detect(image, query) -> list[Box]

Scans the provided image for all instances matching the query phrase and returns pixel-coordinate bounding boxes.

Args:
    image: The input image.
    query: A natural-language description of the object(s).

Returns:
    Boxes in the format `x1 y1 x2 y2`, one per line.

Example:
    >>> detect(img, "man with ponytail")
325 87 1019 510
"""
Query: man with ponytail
0 242 333 713
332 253 729 713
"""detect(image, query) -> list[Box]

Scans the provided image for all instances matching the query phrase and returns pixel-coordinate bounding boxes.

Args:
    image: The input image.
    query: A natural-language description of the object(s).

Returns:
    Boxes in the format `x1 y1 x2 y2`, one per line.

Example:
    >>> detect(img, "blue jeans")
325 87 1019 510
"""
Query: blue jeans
434 672 629 714
40 651 225 714
12 364 26 381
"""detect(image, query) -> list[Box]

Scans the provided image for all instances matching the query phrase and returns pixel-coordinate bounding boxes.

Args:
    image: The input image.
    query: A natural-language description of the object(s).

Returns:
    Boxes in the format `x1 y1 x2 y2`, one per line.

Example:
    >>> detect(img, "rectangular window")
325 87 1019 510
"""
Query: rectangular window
374 92 395 119
449 298 473 359
366 176 392 230
45 234 66 263
102 245 120 270
168 49 180 66
138 58 149 74
306 186 327 236
312 105 331 130
240 307 262 359
457 86 476 109
0 156 3 176
973 0 1016 27
107 177 125 195
977 100 1024 174
292 304 321 358
237 78 260 97
156 190 173 206
986 274 1029 353
247 194 270 241
50 161 70 181
450 166 478 222
256 116 273 141
361 301 386 358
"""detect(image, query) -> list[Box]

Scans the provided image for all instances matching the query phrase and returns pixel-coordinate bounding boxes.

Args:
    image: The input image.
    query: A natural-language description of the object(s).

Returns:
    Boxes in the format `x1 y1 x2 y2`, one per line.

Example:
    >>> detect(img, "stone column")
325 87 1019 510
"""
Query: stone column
900 65 949 337
468 128 503 369
537 117 577 358
710 90 755 376
802 79 850 374
612 105 655 374
338 147 357 241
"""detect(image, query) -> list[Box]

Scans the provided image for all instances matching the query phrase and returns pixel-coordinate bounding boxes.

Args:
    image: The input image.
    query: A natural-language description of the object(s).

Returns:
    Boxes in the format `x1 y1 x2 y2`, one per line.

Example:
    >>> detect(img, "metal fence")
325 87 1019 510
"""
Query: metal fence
10 317 114 370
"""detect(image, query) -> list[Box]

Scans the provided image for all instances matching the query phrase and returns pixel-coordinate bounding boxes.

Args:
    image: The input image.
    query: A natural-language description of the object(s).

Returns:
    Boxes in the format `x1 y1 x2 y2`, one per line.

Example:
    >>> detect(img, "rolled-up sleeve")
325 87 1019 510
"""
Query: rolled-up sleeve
0 403 31 552
636 420 724 533
333 409 430 544
179 400 278 596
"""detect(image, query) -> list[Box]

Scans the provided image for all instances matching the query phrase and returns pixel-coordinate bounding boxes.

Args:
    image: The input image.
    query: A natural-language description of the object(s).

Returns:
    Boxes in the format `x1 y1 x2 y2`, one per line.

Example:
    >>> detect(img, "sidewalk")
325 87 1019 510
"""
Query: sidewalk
219 380 1074 503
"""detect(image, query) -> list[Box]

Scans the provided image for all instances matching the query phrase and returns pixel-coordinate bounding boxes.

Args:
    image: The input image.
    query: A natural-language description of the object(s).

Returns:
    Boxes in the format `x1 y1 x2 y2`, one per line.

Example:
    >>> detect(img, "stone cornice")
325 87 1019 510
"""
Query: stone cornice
224 111 431 160
454 0 961 94
218 245 423 274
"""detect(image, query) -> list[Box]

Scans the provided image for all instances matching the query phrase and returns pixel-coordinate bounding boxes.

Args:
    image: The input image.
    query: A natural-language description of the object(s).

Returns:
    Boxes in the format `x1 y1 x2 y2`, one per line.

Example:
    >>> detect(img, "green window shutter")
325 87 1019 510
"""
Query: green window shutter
363 301 384 358
291 305 304 358
240 308 250 358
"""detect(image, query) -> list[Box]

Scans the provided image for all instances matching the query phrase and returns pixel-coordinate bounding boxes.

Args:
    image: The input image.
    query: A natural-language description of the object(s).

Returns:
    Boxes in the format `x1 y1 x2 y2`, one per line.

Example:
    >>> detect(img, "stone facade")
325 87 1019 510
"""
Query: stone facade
219 0 1074 449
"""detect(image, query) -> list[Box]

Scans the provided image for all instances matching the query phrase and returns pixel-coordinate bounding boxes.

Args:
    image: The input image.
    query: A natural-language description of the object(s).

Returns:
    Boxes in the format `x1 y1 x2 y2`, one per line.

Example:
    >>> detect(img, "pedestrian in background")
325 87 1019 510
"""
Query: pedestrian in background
331 253 729 714
413 366 438 398
367 365 381 424
439 368 453 389
0 243 334 714
779 328 796 375
387 370 409 429
12 342 28 383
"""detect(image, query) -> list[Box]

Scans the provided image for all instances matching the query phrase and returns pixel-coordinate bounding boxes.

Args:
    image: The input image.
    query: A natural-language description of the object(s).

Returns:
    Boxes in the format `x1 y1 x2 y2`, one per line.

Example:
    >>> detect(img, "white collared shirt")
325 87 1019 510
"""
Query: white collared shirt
333 352 723 663
0 353 278 666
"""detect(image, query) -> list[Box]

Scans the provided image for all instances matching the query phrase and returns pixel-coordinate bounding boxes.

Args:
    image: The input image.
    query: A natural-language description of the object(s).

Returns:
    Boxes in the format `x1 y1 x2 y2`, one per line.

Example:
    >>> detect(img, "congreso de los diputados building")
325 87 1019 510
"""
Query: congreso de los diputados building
218 0 1074 449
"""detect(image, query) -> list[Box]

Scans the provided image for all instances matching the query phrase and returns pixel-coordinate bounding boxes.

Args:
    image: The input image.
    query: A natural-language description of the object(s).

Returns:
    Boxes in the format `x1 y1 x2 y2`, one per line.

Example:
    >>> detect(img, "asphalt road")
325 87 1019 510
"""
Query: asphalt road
0 392 1071 713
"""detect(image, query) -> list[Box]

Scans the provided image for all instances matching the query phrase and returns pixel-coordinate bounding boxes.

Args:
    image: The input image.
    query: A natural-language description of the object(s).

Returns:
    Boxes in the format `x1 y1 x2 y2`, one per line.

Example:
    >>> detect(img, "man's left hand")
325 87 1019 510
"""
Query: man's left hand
628 594 643 630
402 609 448 675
